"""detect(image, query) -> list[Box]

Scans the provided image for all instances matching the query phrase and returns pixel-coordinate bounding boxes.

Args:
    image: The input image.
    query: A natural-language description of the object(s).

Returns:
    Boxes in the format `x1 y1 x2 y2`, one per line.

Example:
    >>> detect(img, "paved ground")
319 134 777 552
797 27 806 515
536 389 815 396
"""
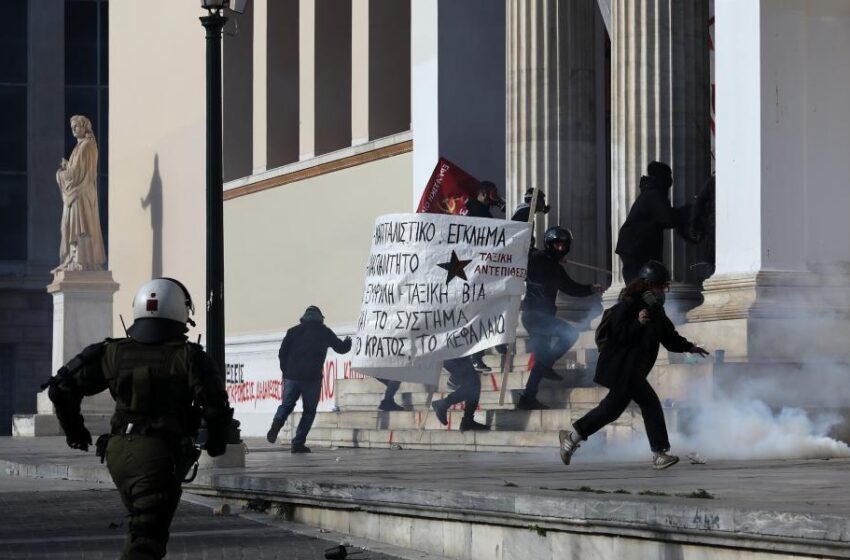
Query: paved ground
0 474 421 559
4 437 850 516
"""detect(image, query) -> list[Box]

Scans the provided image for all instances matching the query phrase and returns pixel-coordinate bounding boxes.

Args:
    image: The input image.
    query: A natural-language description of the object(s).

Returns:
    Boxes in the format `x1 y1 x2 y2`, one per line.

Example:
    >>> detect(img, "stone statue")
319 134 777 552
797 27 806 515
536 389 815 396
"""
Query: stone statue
53 115 106 273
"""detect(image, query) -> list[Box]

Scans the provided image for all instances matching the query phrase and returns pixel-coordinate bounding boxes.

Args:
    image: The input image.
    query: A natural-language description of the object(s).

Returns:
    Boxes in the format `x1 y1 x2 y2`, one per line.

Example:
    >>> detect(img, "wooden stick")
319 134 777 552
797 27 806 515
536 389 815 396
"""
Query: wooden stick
417 388 436 441
564 260 613 275
498 347 511 405
499 188 539 406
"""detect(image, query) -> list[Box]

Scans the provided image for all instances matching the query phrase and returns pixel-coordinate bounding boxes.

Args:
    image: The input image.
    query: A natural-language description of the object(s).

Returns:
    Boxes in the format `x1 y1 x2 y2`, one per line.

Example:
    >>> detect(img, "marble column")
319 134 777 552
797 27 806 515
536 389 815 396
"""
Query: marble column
607 0 711 319
506 0 609 326
682 0 850 363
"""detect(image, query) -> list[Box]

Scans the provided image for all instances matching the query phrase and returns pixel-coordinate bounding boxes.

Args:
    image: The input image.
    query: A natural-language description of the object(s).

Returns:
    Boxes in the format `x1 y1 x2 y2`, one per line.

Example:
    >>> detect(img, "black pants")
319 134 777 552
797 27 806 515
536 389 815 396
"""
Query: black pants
378 378 400 402
442 357 481 420
521 311 578 399
573 373 670 452
620 256 645 284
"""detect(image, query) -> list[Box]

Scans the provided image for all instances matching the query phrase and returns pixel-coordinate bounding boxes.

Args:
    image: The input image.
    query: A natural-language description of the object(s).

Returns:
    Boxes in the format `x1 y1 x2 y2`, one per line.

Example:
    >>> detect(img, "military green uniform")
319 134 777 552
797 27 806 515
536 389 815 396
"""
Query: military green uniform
48 337 232 560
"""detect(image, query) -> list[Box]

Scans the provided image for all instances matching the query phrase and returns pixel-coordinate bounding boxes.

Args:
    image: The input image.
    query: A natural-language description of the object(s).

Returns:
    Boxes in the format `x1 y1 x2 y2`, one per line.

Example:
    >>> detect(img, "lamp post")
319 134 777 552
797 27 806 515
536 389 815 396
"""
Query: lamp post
199 0 227 375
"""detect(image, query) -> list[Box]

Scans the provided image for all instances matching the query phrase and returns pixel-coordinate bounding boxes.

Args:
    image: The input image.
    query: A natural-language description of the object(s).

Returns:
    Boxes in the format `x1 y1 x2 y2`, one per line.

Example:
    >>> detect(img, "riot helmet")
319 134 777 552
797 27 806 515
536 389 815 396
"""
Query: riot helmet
543 226 573 260
637 260 671 286
127 278 196 343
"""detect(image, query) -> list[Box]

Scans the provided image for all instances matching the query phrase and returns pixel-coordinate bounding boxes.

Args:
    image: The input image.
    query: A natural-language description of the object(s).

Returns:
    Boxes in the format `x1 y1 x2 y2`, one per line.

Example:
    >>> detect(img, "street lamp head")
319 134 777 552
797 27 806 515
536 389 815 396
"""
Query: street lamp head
201 0 248 13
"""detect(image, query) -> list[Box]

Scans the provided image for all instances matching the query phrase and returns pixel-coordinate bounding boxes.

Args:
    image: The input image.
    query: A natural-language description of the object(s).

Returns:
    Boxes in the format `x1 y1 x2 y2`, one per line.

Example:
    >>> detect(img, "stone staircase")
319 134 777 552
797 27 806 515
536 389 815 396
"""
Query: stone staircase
279 340 719 453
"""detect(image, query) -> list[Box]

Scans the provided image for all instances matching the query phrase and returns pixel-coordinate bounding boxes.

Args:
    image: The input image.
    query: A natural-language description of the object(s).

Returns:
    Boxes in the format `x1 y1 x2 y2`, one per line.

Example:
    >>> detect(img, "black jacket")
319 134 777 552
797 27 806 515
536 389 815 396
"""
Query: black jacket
465 198 493 218
522 249 595 315
593 296 694 390
615 177 688 262
278 320 352 382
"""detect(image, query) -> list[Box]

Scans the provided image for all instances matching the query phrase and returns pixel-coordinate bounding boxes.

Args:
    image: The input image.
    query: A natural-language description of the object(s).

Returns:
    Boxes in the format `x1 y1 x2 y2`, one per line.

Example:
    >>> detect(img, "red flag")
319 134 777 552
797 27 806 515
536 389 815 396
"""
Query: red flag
416 157 480 215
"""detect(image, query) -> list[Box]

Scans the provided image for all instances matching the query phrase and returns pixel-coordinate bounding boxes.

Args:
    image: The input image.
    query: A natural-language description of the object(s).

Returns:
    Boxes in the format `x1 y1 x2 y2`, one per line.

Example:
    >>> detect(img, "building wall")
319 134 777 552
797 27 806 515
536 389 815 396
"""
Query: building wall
110 1 413 340
108 1 206 334
224 152 412 335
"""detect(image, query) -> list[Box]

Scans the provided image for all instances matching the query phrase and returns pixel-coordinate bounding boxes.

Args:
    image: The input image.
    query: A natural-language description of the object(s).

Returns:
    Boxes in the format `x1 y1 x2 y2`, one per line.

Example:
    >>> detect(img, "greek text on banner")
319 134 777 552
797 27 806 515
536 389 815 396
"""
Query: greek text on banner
351 213 531 385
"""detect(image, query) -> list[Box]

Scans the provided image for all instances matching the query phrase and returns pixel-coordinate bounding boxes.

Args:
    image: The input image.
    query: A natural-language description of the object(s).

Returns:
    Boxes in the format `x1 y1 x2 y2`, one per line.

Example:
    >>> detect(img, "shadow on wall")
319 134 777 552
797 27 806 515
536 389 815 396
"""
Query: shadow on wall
140 154 163 278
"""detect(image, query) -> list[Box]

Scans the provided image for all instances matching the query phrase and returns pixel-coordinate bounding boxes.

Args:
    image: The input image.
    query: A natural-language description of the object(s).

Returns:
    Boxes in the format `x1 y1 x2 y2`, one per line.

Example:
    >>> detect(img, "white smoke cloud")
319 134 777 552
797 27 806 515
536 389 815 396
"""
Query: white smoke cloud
572 370 850 463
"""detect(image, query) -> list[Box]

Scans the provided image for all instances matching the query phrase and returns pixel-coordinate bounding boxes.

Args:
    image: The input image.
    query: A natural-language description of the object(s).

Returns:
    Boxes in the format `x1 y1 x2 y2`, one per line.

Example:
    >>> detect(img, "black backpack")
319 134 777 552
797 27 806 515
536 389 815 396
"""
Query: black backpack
594 307 615 352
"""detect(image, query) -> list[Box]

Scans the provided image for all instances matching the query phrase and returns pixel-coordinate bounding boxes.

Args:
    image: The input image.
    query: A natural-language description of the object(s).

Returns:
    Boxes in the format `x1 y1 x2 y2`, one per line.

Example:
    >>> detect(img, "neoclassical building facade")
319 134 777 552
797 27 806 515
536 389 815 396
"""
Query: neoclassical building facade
105 1 850 434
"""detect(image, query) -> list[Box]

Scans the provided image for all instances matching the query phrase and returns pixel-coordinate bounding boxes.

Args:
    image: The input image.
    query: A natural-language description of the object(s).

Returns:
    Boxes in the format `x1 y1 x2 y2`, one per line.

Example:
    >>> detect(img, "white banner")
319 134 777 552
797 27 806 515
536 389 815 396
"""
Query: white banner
351 213 531 385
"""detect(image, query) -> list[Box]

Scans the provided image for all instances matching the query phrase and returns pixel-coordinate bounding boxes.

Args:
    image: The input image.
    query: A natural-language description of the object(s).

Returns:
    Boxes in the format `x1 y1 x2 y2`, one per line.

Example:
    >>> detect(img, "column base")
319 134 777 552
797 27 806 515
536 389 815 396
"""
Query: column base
685 271 850 361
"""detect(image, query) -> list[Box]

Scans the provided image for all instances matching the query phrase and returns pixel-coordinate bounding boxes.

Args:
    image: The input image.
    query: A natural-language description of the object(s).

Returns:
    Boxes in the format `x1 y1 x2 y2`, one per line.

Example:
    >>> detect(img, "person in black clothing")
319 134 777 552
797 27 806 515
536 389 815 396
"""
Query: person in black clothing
510 187 551 223
465 180 506 372
266 305 352 452
516 226 603 410
466 180 506 219
558 261 708 469
615 161 690 283
511 188 550 249
432 356 488 432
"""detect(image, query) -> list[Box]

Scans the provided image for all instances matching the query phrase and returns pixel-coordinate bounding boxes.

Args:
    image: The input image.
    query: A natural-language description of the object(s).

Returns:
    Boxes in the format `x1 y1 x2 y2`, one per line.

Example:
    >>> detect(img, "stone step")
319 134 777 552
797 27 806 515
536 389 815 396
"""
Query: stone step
337 385 603 412
288 406 643 433
338 369 593 397
275 421 643 453
338 362 715 411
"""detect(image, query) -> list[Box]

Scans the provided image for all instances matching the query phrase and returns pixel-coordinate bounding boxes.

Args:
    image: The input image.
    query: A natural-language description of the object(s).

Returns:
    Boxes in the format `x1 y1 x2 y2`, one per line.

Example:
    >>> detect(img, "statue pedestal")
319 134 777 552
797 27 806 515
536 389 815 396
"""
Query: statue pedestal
13 270 119 437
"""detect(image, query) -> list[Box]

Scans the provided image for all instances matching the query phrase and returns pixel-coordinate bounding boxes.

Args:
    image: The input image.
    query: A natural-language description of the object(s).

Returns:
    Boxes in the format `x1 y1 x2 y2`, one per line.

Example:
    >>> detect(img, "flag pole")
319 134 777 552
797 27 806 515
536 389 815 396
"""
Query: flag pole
499 188 539 406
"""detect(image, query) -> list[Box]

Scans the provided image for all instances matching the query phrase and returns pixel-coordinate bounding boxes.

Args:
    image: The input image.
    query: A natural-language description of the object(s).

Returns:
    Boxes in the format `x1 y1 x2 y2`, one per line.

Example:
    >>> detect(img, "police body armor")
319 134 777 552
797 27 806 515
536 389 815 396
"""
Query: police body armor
103 338 203 439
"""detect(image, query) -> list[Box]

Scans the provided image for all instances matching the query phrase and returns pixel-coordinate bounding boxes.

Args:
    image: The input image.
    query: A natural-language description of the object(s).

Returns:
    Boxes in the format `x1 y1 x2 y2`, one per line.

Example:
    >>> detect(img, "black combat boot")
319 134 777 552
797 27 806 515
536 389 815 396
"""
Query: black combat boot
460 417 489 432
266 418 284 443
516 395 550 410
378 399 405 412
541 367 563 381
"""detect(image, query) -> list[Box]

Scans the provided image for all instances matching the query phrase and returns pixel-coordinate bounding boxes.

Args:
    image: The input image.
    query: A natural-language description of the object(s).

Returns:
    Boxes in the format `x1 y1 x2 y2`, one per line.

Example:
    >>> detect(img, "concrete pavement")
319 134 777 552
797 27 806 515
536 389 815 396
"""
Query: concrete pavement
3 437 850 559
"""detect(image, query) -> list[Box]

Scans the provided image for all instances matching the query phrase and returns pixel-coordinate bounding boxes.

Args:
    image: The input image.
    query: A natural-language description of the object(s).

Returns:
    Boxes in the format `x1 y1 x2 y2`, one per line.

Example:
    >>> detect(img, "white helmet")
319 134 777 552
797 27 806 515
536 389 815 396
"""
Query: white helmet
131 277 195 326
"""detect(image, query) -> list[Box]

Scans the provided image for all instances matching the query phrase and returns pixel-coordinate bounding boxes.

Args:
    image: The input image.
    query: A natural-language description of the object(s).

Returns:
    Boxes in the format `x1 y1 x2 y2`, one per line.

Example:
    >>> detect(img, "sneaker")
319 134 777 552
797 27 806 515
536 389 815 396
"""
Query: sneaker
378 399 405 412
471 357 491 372
431 399 449 426
541 367 563 381
558 430 581 465
446 376 460 391
291 444 311 454
516 395 550 410
652 451 680 470
460 418 489 432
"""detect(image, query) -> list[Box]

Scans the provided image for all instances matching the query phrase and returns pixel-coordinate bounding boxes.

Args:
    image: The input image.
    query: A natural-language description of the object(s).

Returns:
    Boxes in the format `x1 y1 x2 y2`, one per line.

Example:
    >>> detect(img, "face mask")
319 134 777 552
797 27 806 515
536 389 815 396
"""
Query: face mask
641 290 665 307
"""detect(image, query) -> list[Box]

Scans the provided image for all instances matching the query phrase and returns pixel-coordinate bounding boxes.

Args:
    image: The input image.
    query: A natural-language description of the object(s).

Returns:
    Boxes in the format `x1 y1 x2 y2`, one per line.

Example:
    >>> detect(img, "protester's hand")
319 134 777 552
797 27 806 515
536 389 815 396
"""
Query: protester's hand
66 425 92 452
343 336 352 345
638 309 651 325
690 345 710 357
591 284 604 294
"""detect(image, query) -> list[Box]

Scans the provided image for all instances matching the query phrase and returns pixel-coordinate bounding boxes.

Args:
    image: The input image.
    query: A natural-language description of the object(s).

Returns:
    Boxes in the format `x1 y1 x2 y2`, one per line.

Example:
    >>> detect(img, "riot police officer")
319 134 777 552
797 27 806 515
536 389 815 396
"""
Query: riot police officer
47 278 233 560
517 226 603 410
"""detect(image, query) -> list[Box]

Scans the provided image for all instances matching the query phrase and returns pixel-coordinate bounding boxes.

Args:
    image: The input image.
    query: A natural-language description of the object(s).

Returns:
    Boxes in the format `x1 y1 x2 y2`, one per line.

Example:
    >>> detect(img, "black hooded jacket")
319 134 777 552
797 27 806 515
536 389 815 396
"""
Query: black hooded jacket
522 249 595 315
278 313 351 382
615 176 687 263
593 295 694 390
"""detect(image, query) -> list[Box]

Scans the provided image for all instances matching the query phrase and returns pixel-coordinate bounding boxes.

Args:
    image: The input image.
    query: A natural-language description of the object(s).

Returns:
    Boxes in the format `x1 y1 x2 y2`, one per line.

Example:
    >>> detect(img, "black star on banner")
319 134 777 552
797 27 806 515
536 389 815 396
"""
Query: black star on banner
436 250 472 285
